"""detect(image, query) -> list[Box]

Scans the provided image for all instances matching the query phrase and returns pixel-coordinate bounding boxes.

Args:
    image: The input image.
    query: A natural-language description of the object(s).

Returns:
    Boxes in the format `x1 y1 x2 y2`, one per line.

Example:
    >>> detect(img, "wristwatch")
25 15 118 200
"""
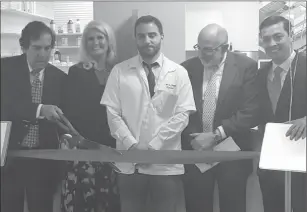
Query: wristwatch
213 129 223 145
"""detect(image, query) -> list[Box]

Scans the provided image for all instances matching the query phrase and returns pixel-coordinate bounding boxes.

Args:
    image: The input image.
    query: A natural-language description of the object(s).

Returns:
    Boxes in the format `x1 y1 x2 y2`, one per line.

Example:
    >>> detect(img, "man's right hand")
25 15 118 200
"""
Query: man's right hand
40 104 63 121
129 142 148 150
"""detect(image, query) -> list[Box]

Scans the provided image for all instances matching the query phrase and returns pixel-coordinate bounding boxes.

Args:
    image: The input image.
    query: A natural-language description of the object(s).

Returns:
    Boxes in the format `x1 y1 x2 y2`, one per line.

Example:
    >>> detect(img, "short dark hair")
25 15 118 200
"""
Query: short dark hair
259 15 293 36
19 21 56 49
134 15 164 37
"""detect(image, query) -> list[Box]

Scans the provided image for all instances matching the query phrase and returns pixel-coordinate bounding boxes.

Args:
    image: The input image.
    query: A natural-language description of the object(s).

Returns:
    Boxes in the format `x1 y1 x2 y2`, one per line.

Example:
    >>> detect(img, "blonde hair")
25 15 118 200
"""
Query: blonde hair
79 20 117 69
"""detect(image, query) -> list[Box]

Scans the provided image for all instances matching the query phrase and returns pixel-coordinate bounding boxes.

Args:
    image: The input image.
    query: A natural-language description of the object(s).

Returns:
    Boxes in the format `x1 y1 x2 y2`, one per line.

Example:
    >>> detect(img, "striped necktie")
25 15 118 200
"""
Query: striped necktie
143 62 159 98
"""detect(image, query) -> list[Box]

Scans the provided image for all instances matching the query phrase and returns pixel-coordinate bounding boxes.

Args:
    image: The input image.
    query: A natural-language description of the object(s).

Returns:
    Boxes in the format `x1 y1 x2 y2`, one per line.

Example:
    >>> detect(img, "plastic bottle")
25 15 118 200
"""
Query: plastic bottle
76 36 82 46
75 19 81 33
67 19 74 34
50 20 56 32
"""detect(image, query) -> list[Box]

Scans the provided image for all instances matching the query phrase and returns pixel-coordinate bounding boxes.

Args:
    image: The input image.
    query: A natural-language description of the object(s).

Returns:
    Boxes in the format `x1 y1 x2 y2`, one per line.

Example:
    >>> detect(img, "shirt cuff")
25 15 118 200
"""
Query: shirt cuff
148 137 163 150
217 126 227 139
122 135 138 150
36 104 44 119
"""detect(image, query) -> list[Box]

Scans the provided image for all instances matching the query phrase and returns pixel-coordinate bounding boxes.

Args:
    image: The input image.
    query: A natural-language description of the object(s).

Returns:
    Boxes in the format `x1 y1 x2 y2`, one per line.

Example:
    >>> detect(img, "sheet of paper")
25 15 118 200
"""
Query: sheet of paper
259 123 306 173
1 122 11 166
196 136 241 173
1 123 8 156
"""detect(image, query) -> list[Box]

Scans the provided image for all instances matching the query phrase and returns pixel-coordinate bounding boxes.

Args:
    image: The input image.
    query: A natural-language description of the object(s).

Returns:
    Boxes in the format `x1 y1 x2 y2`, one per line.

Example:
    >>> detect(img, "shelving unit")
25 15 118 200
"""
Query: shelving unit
1 4 54 58
55 46 80 49
52 32 82 69
1 32 21 37
0 8 52 23
56 33 82 36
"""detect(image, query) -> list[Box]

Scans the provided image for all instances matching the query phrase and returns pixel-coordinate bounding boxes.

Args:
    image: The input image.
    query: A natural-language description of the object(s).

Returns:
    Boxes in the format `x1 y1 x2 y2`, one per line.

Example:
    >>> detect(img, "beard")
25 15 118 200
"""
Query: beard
138 42 161 59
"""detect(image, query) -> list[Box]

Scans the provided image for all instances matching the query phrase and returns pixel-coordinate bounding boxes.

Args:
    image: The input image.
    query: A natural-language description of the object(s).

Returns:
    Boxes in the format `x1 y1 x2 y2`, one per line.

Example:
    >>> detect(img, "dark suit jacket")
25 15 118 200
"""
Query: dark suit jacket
181 52 259 151
62 63 115 148
257 51 306 136
1 54 67 150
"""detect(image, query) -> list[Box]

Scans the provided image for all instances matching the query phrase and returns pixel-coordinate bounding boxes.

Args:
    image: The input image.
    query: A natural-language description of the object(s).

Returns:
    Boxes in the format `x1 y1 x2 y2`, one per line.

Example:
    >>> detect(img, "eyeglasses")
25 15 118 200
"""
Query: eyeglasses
260 34 286 44
193 43 229 54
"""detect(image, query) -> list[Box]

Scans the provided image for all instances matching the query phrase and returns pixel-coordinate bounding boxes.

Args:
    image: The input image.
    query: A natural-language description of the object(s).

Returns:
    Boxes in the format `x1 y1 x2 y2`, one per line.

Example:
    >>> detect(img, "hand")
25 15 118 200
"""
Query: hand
190 132 216 150
285 117 306 141
129 142 148 150
40 105 63 121
60 134 80 149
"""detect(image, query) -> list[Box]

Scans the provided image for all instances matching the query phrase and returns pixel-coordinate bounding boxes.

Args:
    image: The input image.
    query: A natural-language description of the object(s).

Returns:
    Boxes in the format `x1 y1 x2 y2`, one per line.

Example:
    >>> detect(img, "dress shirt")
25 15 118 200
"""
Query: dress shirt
269 50 296 88
27 61 45 119
140 52 163 80
201 53 227 138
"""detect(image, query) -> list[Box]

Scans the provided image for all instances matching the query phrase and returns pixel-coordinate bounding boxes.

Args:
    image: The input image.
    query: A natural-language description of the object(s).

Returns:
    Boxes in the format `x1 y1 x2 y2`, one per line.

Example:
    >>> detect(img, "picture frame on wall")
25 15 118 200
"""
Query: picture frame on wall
1 121 12 167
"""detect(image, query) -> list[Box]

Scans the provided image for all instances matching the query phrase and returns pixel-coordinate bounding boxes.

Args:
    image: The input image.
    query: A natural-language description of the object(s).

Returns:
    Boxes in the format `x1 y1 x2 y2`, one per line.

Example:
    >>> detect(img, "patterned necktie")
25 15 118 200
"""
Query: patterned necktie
21 71 43 148
143 62 158 98
269 66 283 114
202 71 218 132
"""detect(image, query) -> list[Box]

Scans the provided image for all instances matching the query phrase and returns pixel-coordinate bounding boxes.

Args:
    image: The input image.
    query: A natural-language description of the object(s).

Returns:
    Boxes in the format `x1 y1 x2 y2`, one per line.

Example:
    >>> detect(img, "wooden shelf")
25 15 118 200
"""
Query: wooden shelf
1 32 21 37
1 8 52 22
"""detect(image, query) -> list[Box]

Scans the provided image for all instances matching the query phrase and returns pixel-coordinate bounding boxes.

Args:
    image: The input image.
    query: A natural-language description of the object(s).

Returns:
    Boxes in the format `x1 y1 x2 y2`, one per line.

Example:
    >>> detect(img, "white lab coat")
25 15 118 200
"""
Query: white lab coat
101 54 196 175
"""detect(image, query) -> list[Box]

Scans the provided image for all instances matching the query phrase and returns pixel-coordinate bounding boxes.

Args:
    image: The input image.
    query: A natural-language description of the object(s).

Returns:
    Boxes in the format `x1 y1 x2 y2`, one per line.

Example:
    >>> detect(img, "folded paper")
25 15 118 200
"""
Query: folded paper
195 136 241 173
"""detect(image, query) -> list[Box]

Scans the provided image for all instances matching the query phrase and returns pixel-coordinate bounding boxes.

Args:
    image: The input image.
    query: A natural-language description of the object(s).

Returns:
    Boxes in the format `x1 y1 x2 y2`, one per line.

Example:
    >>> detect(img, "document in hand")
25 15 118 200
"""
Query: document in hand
1 121 12 166
259 123 306 173
196 136 240 173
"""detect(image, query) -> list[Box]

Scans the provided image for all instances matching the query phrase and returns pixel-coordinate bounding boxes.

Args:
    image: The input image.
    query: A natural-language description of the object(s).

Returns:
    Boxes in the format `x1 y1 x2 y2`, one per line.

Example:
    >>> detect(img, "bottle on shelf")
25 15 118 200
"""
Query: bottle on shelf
76 36 82 46
61 37 68 46
50 20 56 32
75 19 81 33
67 19 74 34
58 25 64 34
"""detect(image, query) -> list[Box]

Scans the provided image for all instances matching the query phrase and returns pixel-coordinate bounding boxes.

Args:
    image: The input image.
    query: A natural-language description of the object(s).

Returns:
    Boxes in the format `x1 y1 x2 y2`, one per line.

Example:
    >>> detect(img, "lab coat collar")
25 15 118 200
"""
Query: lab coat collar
127 53 176 78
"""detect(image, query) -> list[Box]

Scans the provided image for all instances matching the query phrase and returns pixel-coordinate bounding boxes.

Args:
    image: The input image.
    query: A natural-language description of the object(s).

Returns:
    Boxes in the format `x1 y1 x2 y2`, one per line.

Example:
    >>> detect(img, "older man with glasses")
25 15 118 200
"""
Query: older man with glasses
181 23 259 212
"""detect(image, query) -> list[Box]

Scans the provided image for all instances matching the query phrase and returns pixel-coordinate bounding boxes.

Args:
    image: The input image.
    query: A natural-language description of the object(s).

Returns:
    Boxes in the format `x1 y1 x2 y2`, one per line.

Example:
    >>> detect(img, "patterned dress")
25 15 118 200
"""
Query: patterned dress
60 138 119 212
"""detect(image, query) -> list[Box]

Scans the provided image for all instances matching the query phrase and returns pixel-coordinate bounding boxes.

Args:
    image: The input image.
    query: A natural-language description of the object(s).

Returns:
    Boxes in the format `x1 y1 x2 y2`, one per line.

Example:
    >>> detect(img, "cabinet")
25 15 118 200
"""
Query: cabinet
1 2 53 57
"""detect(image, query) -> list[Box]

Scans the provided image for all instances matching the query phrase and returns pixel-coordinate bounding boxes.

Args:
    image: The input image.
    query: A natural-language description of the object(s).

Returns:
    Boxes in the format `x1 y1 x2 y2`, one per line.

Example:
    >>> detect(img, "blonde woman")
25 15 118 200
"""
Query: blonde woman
61 20 120 212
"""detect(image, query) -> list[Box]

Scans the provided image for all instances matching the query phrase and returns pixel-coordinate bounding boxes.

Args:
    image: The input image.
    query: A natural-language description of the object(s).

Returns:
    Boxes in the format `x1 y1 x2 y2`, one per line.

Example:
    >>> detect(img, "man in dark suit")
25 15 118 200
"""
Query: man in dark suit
1 21 67 212
181 24 259 212
257 15 306 212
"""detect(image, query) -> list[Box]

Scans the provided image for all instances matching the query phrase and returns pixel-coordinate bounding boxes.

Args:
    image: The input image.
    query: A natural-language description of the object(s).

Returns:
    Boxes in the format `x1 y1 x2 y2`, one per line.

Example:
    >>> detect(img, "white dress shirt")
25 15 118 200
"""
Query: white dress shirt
27 61 45 119
201 53 227 138
268 50 296 87
101 53 196 175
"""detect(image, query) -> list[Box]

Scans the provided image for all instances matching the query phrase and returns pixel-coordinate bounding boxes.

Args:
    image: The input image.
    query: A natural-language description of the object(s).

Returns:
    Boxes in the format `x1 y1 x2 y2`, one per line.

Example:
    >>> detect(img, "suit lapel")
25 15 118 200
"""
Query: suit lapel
17 54 32 100
216 53 237 109
191 58 204 117
262 62 275 118
42 64 53 104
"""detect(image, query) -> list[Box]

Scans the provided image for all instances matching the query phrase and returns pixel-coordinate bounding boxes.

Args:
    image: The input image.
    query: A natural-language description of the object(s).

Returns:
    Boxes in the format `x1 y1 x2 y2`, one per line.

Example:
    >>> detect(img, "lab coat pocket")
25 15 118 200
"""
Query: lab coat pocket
153 90 178 118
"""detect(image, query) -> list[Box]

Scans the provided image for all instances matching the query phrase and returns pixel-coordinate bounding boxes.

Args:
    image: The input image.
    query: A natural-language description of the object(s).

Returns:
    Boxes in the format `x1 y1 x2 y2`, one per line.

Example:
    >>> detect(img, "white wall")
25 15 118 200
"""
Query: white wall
185 2 260 52
93 2 186 64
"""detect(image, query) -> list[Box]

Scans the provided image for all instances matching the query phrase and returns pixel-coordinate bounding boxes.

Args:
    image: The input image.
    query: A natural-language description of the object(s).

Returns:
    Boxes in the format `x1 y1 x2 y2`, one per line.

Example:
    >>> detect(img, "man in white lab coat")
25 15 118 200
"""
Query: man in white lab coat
100 15 196 212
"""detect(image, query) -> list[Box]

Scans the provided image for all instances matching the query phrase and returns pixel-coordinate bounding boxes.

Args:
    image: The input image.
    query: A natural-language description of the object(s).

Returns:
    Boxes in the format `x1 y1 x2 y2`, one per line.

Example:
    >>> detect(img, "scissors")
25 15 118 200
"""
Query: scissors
55 112 122 172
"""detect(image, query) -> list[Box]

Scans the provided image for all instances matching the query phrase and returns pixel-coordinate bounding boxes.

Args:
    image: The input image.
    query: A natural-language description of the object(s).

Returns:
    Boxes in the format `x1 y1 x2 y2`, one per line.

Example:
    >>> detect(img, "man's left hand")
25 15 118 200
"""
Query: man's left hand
190 132 216 150
285 117 306 141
